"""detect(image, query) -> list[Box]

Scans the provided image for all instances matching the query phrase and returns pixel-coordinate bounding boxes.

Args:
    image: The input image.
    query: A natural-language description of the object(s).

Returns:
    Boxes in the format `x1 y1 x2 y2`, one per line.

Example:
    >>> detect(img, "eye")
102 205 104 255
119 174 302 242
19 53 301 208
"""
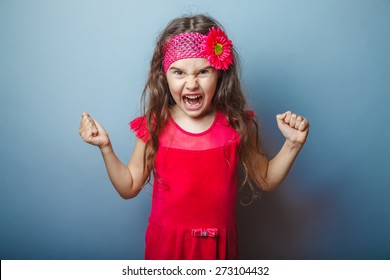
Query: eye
173 70 183 76
197 69 210 77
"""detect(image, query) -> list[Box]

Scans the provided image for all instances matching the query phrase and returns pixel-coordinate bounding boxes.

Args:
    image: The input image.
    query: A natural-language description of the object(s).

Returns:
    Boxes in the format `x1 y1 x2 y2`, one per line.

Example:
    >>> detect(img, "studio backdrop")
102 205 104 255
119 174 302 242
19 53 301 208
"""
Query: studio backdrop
1 0 389 259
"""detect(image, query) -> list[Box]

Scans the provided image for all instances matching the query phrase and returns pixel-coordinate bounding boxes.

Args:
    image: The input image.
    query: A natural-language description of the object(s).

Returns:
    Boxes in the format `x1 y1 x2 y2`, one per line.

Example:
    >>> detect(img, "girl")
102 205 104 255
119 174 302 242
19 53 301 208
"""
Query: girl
79 14 309 260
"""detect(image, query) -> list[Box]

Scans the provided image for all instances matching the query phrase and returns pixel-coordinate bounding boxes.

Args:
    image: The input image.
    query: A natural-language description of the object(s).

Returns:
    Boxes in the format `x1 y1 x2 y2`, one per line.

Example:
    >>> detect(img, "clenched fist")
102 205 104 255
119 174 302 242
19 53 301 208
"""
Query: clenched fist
79 112 110 149
276 111 309 146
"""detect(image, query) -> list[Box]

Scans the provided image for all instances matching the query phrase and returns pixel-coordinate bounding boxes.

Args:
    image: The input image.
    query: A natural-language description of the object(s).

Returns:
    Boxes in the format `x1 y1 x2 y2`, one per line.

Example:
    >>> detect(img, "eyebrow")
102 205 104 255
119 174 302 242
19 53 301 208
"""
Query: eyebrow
169 66 214 72
169 67 183 72
198 66 214 71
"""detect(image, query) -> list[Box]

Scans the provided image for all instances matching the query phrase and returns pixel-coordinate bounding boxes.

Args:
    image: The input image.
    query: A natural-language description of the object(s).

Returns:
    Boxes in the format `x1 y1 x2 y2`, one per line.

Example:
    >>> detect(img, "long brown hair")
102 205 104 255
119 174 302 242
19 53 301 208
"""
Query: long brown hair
141 14 267 201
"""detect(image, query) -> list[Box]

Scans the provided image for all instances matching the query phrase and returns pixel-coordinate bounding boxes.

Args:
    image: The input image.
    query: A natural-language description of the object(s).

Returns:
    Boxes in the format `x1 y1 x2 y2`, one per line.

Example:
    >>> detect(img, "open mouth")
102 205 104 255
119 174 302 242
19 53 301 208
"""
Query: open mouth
183 95 203 108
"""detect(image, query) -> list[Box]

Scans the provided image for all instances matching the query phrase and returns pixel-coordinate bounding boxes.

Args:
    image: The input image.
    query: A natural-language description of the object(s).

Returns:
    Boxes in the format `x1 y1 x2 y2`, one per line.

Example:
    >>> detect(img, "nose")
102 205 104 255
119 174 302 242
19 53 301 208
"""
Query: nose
185 74 199 91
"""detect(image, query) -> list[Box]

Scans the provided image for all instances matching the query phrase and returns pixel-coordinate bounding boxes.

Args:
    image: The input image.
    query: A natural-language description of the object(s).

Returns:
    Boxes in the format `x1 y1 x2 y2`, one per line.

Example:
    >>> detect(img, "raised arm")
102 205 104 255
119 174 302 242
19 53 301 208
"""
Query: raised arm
79 112 150 199
257 111 310 191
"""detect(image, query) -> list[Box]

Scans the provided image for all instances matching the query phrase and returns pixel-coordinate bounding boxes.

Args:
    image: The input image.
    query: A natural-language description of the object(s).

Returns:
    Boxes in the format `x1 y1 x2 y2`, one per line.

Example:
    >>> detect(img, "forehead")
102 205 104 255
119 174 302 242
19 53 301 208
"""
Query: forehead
169 58 211 71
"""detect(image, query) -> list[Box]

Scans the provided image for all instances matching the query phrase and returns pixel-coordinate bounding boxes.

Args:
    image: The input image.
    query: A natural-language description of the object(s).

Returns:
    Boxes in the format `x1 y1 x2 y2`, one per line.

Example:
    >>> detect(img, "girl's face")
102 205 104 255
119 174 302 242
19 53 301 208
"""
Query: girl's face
166 58 219 119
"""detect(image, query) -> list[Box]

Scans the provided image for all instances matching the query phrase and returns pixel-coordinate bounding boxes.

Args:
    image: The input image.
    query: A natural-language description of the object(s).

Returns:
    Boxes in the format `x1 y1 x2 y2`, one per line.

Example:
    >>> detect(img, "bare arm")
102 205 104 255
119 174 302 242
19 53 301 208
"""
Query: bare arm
99 139 149 199
257 111 310 191
79 113 150 199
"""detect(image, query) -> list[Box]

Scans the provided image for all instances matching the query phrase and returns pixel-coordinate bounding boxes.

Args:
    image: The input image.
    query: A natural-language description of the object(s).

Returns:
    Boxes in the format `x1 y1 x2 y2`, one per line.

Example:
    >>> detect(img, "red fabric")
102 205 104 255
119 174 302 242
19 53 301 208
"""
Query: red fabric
129 116 149 142
129 111 242 260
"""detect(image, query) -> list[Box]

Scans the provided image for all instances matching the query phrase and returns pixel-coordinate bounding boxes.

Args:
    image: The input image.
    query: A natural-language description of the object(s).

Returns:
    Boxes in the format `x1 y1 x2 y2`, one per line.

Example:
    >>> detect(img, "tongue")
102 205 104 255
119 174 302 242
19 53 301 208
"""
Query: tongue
188 97 199 105
185 96 201 107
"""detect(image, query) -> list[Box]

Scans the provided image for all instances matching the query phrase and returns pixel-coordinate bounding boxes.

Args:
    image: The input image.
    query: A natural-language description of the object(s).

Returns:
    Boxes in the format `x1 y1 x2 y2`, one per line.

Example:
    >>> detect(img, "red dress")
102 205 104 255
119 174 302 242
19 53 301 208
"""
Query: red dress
130 111 240 259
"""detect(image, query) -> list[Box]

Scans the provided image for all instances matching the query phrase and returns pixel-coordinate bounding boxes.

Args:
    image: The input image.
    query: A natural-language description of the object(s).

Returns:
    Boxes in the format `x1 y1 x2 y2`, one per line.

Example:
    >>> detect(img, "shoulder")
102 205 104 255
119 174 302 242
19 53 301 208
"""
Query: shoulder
218 110 256 127
129 116 149 142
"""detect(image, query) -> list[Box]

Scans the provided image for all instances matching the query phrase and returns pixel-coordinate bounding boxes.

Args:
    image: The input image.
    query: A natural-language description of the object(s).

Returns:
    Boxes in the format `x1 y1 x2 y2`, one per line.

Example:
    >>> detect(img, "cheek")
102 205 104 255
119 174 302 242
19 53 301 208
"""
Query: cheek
167 81 184 103
167 79 181 94
204 79 218 97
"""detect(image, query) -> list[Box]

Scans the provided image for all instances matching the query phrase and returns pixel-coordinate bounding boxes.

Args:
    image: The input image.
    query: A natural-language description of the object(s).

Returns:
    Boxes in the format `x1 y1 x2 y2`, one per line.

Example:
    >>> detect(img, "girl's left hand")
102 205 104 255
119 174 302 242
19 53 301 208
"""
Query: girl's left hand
276 111 310 147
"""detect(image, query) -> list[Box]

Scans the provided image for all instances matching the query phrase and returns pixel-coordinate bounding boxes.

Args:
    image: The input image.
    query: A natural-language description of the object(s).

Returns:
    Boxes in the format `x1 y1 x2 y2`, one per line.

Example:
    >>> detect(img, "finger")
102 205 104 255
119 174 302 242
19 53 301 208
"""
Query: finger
89 124 98 137
276 112 286 120
79 119 89 135
80 112 88 128
81 112 90 118
82 114 96 128
79 128 93 141
80 114 91 129
82 112 97 125
284 111 292 123
82 113 93 124
289 113 297 128
93 119 103 131
298 118 309 131
80 117 98 136
295 116 303 129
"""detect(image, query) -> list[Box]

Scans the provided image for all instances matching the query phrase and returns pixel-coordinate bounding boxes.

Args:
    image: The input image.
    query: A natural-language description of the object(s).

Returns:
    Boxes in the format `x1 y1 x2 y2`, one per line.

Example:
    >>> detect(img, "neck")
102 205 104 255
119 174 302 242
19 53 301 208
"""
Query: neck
170 105 217 134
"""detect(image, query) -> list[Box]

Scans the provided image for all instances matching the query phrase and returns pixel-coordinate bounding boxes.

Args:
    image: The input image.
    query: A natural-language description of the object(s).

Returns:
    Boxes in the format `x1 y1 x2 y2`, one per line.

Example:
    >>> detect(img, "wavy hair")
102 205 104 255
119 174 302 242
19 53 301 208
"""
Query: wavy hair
141 14 267 202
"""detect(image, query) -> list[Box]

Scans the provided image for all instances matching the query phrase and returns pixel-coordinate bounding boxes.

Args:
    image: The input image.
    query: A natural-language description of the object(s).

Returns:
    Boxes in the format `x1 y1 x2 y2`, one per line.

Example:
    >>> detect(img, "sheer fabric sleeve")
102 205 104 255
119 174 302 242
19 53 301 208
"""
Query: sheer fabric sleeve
129 116 150 142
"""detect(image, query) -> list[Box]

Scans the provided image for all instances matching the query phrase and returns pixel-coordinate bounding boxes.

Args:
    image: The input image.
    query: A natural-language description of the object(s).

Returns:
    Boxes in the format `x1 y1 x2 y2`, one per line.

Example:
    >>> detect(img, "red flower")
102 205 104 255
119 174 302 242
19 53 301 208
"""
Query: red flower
202 27 233 70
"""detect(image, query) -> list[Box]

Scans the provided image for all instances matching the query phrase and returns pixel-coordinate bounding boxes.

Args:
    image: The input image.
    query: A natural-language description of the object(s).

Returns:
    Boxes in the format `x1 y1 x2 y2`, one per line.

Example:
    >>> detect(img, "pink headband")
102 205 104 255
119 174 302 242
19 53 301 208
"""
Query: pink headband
163 27 233 73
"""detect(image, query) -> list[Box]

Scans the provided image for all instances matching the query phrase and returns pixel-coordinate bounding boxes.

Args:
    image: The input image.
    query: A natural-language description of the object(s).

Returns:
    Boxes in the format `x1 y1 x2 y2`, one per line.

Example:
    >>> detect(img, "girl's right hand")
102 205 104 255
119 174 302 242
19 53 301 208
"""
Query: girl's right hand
79 112 110 149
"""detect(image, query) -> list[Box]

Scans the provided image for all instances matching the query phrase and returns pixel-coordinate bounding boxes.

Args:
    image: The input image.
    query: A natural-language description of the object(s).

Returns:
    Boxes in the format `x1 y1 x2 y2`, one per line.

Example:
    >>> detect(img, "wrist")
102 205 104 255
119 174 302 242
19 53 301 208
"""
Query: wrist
99 141 113 154
284 139 304 151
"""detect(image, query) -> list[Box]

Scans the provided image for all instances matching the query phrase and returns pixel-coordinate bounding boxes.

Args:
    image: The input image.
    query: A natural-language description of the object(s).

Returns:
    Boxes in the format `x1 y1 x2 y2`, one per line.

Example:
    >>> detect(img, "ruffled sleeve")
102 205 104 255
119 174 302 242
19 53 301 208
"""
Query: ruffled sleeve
129 116 150 142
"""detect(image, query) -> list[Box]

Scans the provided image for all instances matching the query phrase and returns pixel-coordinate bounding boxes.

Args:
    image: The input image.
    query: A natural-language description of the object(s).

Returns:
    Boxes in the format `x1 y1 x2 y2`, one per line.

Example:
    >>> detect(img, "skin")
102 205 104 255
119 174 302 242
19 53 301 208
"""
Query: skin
166 58 219 133
79 58 310 197
262 111 309 190
79 113 148 199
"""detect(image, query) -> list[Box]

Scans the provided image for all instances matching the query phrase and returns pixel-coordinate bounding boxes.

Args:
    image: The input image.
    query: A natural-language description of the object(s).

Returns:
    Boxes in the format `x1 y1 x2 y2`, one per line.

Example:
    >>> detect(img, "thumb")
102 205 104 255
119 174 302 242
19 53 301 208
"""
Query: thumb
93 119 106 134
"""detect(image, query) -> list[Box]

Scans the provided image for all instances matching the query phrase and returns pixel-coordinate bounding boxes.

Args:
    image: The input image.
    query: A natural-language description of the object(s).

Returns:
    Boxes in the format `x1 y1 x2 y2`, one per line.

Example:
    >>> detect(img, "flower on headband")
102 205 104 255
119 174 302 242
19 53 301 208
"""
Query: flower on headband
202 27 233 70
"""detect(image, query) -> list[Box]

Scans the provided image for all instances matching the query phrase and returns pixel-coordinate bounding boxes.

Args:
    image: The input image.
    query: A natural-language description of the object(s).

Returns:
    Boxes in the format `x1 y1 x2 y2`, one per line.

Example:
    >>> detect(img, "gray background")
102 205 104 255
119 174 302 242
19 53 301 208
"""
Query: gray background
1 0 389 259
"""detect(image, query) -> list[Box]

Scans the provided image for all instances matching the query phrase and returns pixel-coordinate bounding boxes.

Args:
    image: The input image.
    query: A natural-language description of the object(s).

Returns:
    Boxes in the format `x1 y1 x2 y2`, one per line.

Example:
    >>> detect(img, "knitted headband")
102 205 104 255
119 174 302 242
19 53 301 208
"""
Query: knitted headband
162 27 234 73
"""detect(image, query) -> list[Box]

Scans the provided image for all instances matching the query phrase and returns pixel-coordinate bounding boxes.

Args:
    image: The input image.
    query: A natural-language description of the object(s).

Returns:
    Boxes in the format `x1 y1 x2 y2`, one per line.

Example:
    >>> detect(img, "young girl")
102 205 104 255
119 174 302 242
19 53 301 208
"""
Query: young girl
79 14 309 260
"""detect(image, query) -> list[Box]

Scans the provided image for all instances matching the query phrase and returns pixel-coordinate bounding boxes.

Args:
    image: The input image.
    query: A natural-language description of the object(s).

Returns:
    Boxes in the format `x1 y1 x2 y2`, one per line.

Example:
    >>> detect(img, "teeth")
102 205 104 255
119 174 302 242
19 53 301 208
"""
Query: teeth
186 95 201 99
184 95 202 107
